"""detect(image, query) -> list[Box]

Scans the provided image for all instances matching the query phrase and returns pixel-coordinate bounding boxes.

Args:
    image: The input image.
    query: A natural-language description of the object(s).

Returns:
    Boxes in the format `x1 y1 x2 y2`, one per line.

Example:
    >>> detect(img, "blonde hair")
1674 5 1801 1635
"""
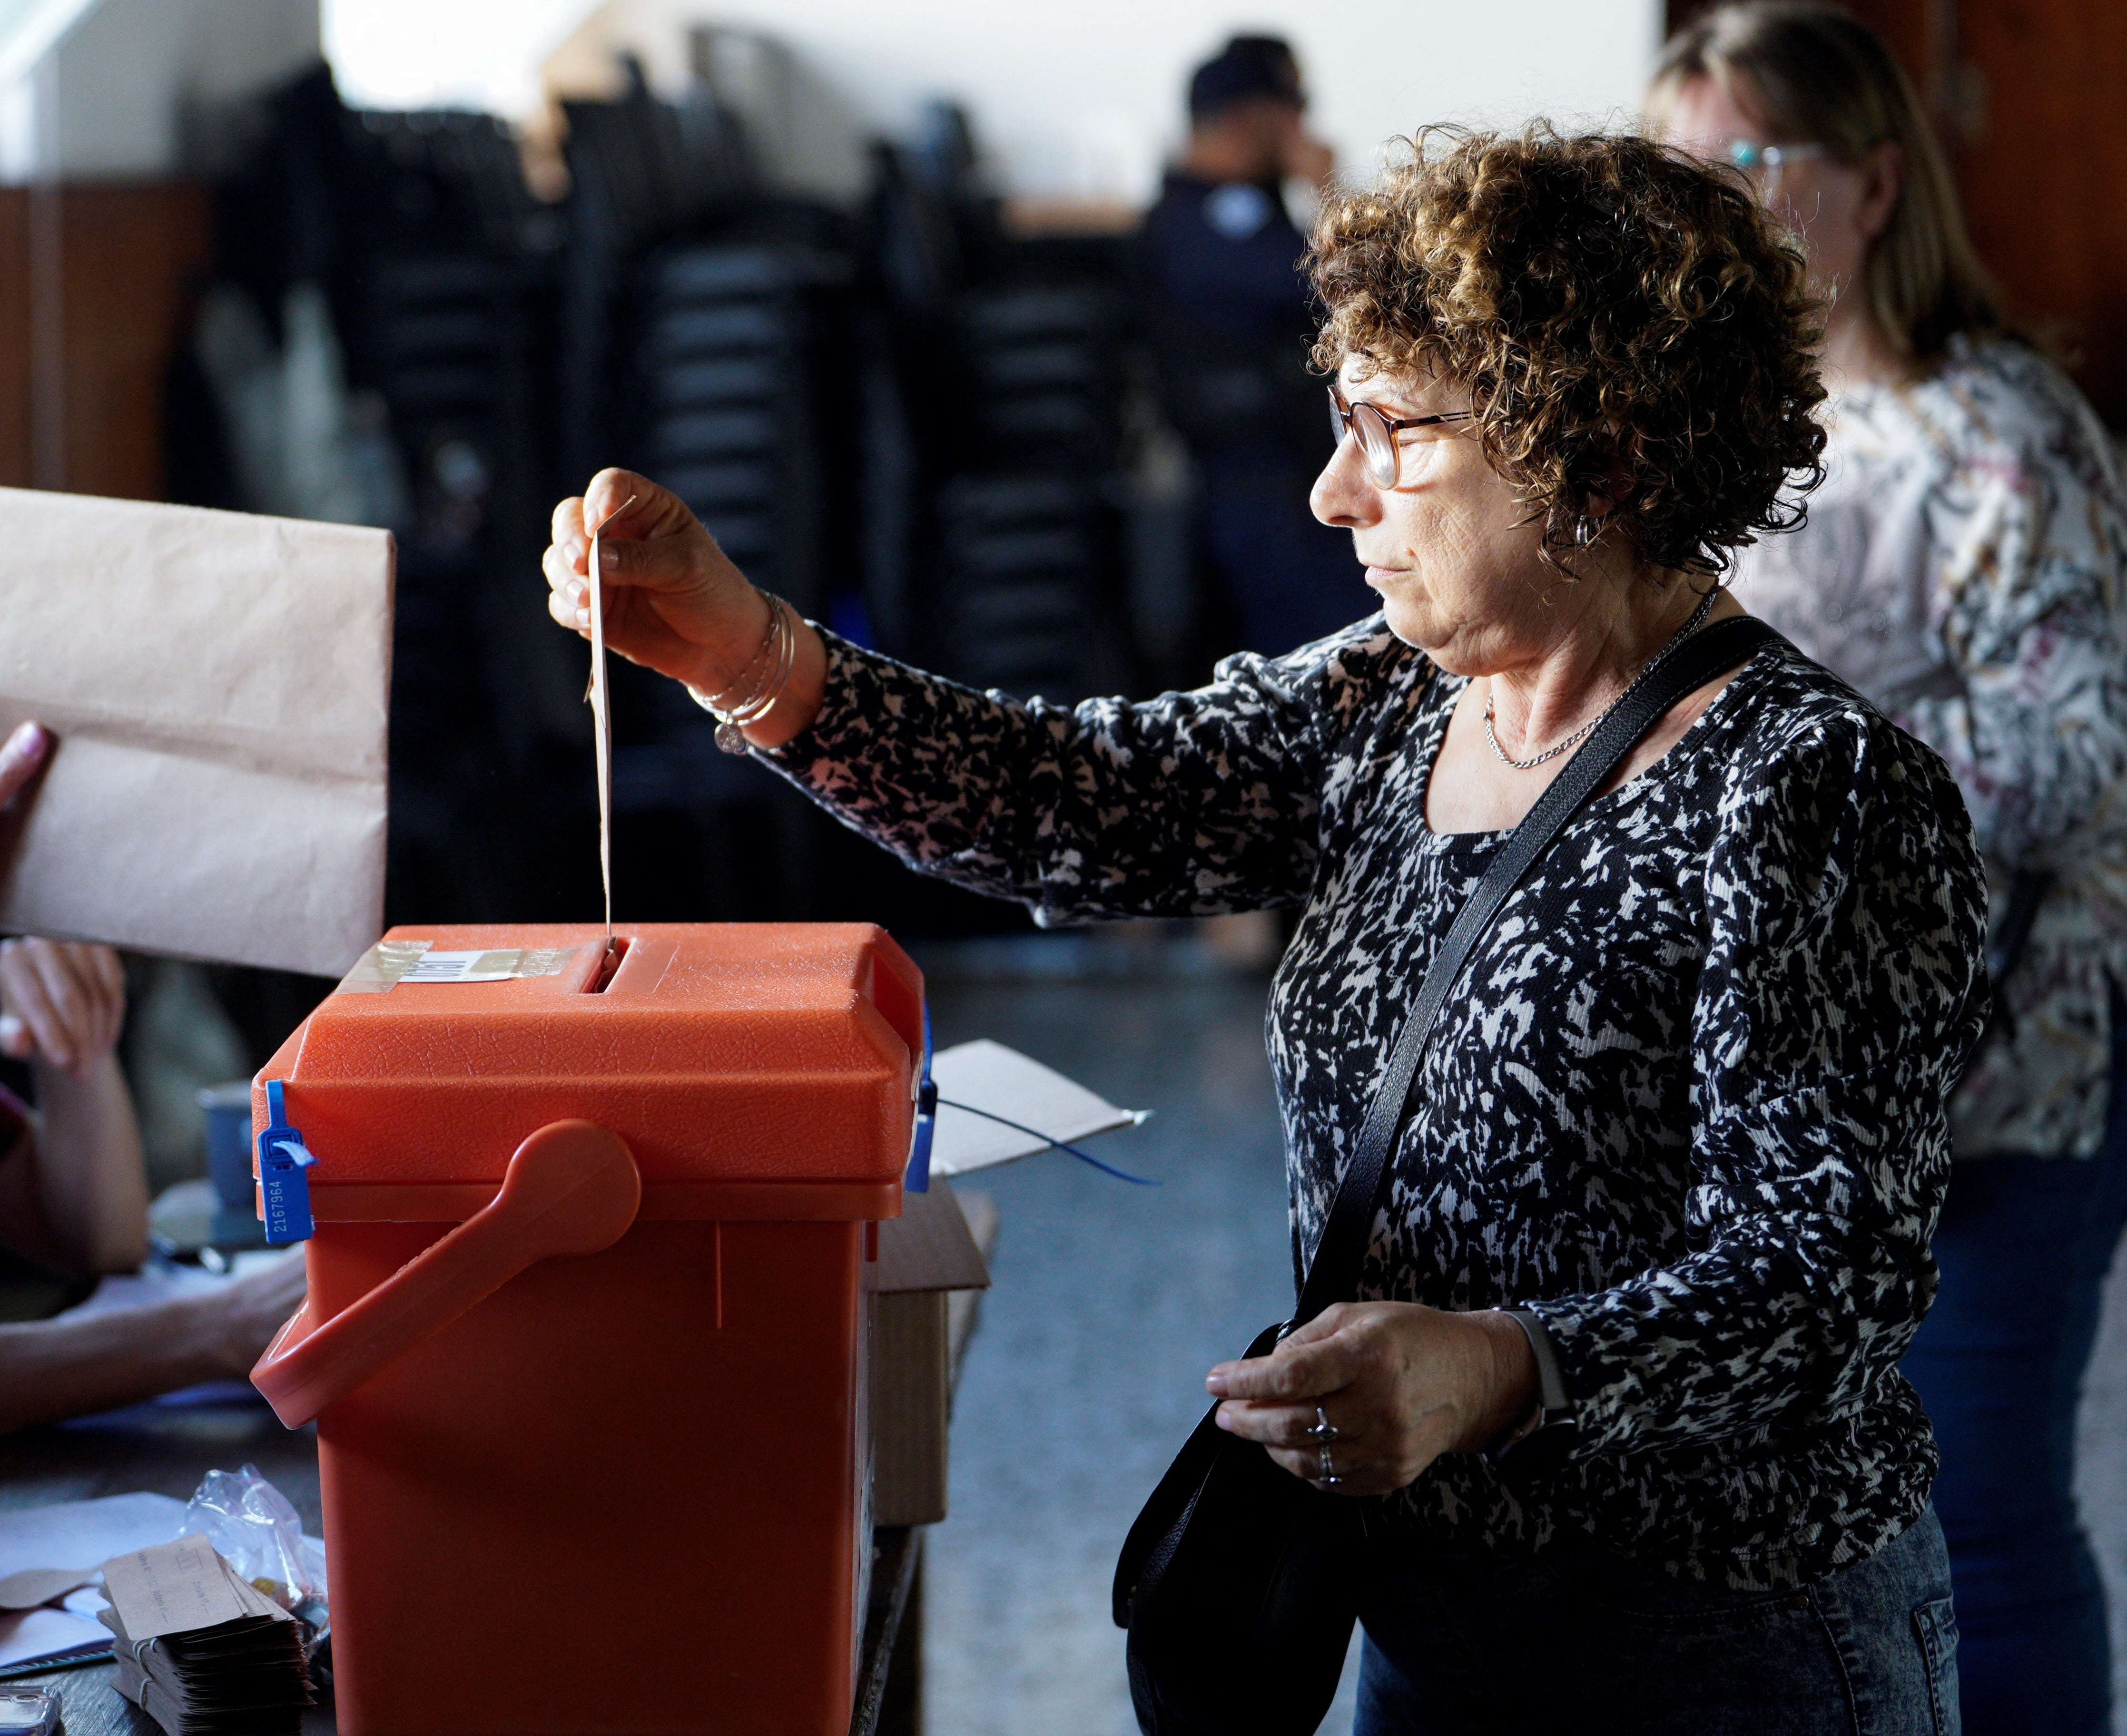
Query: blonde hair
1649 1 1999 362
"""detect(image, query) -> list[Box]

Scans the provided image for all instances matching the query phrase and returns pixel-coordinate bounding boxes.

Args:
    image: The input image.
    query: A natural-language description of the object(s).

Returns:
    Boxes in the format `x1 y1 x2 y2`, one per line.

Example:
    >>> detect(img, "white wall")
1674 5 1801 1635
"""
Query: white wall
0 0 320 182
325 0 1664 202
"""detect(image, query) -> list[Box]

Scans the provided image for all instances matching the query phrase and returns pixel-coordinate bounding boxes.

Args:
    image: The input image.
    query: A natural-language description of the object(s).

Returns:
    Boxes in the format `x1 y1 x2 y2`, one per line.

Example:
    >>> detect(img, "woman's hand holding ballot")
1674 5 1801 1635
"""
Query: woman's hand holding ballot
1206 1302 1537 1493
543 469 828 750
0 719 43 805
0 935 126 1075
0 720 145 1275
0 716 309 1430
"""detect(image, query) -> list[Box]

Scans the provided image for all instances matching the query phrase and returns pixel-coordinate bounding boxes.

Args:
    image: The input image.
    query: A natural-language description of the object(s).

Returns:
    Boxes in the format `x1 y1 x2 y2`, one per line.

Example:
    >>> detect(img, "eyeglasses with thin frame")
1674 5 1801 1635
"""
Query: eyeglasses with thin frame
1327 386 1472 490
1725 138 1829 199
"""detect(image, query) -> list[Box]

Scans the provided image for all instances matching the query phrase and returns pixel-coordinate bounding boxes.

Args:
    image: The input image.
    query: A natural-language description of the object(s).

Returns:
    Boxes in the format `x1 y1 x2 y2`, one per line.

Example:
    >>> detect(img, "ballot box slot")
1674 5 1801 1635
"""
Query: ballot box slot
586 936 631 993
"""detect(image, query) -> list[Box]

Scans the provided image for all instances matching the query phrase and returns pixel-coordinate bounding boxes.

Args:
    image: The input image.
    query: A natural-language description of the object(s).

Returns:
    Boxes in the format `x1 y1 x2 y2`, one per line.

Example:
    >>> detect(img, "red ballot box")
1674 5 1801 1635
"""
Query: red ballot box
249 923 922 1736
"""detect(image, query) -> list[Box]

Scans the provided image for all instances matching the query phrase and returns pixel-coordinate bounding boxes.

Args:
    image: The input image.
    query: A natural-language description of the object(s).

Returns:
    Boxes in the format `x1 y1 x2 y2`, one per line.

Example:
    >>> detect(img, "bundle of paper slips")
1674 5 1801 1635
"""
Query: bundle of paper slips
98 1539 311 1736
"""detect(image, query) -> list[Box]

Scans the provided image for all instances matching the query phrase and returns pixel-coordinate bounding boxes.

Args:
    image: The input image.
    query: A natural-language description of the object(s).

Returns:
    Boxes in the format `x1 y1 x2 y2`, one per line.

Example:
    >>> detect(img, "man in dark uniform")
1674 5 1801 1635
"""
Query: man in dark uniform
1138 36 1361 659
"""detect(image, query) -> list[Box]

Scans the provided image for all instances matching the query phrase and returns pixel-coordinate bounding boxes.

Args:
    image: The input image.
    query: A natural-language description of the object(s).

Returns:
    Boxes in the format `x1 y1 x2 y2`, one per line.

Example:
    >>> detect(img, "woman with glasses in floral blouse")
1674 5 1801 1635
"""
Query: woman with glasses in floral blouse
1654 9 2127 1733
544 127 1987 1733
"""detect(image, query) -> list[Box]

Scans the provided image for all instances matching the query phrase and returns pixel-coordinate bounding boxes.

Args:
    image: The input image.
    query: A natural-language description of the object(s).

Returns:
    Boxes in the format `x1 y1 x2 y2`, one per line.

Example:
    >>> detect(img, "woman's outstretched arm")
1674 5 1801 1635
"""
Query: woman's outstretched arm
545 469 1392 922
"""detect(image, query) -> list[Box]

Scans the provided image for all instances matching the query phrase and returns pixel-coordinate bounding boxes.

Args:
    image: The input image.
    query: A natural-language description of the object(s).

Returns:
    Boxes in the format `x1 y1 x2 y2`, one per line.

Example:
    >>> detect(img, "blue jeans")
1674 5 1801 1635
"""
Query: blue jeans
1899 1024 2127 1736
1352 1507 1960 1735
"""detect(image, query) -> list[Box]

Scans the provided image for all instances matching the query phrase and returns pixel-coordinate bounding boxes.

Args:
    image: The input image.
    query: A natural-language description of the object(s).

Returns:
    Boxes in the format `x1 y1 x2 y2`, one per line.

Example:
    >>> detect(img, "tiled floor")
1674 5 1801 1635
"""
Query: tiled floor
921 961 1365 1736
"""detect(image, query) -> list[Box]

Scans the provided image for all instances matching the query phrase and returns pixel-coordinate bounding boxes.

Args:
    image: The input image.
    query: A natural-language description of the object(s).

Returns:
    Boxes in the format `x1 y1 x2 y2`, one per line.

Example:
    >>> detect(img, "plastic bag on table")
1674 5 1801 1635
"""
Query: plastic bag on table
181 1463 329 1664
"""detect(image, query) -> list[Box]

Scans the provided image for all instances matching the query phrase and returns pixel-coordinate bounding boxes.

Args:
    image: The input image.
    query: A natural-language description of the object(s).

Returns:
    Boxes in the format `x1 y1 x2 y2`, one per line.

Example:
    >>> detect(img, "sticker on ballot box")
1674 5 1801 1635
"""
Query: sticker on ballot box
401 948 575 984
334 940 577 992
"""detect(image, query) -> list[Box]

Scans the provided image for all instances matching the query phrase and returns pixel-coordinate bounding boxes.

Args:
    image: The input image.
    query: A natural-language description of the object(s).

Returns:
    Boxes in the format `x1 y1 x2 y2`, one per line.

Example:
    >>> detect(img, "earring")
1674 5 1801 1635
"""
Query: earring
1573 513 1599 548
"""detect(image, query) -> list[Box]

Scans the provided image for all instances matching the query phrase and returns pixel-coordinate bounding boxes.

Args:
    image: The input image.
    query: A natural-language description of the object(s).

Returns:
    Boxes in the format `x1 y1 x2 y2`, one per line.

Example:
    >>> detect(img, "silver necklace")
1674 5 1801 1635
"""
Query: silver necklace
1482 587 1720 772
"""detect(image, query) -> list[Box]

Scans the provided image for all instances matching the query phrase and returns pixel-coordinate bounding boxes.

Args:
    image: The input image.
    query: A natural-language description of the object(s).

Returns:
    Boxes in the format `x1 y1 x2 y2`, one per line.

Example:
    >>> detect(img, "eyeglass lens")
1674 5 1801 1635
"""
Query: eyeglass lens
1328 389 1399 488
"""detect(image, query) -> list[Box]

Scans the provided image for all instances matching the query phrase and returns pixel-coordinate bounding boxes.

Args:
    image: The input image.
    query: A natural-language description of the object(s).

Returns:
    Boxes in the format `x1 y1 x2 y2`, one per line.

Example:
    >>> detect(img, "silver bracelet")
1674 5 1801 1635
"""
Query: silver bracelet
693 594 779 709
687 594 796 754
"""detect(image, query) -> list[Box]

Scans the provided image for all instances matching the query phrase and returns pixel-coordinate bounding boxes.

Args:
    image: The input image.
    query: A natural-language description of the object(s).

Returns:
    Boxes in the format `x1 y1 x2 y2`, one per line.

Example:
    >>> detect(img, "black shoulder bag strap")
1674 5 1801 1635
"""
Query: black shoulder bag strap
1291 612 1779 1323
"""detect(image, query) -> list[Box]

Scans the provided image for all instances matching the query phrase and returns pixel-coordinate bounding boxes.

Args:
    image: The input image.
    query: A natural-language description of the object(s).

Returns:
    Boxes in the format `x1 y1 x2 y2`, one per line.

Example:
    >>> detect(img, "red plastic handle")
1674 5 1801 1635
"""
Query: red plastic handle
251 1119 641 1427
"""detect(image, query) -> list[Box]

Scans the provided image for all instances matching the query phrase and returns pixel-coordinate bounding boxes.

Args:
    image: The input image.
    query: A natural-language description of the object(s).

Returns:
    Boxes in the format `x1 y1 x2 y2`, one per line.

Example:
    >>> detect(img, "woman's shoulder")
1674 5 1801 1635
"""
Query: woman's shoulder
1693 640 1985 929
1890 337 2120 491
1710 638 1963 808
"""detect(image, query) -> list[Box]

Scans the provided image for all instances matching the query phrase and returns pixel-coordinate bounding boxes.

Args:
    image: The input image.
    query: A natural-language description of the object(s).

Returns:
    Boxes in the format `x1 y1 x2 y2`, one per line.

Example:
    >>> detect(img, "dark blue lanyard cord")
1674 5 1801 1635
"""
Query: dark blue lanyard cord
931 1096 1159 1186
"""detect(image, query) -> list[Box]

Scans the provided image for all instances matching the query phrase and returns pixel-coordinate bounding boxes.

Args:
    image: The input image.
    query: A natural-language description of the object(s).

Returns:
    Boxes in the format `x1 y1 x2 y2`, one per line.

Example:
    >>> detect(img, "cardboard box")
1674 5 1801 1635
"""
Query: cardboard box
866 1177 992 1527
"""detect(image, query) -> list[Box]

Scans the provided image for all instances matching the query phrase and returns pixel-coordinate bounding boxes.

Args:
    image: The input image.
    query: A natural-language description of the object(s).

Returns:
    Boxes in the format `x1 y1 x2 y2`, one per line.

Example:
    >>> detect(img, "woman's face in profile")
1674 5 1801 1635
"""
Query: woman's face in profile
1309 358 1559 678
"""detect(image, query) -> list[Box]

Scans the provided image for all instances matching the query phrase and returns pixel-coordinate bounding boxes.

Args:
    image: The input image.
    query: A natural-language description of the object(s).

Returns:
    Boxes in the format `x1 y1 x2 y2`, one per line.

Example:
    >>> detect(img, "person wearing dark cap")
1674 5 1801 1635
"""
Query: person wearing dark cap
1138 35 1356 662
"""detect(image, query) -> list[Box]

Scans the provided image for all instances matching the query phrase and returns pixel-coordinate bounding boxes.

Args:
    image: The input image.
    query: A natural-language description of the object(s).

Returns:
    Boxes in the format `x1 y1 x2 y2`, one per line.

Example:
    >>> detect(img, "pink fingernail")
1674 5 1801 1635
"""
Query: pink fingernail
5 721 44 754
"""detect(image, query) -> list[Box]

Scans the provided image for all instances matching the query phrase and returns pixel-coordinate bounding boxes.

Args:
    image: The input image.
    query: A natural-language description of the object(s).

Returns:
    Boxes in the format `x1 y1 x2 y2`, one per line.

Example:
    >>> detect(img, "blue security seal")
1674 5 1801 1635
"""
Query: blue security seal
256 1079 319 1245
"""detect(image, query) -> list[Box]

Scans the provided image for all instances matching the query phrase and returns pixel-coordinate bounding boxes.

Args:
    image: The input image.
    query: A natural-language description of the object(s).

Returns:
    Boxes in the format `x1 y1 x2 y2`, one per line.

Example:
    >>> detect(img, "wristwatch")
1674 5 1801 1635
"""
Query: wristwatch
1489 1309 1577 1463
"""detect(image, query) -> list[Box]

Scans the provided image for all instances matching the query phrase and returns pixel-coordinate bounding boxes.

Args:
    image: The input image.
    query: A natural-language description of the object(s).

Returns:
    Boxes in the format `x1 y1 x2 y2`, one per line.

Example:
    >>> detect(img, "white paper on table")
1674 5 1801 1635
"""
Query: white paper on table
927 1039 1148 1177
61 1253 295 1325
0 1492 187 1667
0 1493 187 1582
0 1603 105 1667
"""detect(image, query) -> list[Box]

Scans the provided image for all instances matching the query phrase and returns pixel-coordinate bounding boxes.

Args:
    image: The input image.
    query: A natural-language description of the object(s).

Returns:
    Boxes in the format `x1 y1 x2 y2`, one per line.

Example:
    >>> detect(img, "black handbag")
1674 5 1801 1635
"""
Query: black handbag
1113 614 1779 1736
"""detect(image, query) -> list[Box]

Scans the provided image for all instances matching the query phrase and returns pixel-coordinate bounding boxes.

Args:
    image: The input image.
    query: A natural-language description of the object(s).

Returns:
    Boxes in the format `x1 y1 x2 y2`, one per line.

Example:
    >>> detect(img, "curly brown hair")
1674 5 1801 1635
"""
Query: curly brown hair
1309 124 1827 578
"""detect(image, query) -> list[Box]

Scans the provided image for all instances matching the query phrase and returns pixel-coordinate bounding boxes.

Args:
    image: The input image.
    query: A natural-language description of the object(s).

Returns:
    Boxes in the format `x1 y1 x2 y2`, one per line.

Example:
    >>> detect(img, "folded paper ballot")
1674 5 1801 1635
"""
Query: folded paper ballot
0 1569 95 1612
0 488 392 977
99 1537 310 1736
927 1039 1148 1176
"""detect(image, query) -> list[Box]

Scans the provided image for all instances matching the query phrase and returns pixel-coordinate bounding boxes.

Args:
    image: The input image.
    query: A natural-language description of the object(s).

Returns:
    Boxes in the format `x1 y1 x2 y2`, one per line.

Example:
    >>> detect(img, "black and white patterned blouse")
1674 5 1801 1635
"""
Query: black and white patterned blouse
766 619 1989 1589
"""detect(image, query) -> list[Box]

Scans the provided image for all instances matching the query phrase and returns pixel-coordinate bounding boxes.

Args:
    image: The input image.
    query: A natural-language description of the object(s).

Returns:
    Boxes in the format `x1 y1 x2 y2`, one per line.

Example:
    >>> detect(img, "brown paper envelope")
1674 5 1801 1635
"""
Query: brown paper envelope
0 1565 95 1608
0 488 393 976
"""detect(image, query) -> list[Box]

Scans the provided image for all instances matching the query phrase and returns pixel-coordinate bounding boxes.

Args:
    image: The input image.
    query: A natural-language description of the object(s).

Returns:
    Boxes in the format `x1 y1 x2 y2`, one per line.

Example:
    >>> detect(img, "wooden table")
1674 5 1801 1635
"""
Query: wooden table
0 1194 995 1736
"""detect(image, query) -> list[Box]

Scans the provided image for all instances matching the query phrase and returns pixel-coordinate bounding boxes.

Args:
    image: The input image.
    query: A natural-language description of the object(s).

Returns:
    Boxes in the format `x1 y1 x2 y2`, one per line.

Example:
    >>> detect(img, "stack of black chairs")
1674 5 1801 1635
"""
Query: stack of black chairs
933 279 1128 697
331 105 574 927
560 71 890 923
181 66 1157 944
871 104 1135 701
182 71 577 930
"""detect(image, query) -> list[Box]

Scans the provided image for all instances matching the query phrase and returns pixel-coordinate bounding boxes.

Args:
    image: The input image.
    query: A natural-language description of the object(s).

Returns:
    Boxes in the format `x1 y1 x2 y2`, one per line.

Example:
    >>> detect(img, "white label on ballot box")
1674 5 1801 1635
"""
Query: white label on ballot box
334 941 578 992
400 949 574 984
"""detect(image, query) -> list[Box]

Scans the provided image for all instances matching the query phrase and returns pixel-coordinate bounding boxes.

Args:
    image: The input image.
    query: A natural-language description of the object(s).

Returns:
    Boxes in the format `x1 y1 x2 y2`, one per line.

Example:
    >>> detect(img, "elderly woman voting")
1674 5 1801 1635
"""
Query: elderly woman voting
544 129 1987 1736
